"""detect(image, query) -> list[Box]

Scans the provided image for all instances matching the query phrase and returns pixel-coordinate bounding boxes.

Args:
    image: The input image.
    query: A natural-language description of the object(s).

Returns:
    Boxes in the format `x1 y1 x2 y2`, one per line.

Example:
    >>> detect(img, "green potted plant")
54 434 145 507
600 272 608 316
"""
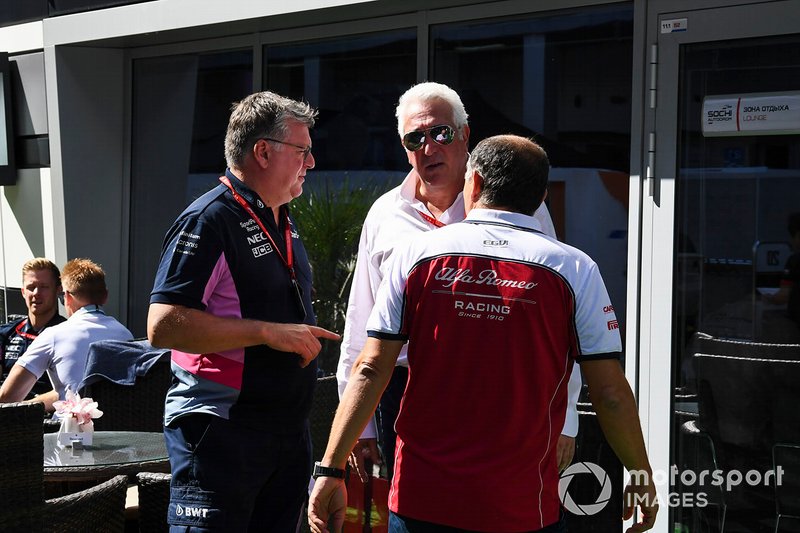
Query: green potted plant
291 176 391 374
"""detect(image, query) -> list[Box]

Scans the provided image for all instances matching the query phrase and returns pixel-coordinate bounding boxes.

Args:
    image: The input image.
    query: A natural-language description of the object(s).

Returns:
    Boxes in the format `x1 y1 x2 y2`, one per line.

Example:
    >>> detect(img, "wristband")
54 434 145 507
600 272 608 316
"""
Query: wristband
313 461 346 479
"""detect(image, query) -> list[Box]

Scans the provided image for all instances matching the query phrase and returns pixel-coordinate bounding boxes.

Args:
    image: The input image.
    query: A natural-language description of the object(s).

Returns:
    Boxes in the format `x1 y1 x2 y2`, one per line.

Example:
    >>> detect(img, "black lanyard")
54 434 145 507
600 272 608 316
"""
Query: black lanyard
219 176 306 320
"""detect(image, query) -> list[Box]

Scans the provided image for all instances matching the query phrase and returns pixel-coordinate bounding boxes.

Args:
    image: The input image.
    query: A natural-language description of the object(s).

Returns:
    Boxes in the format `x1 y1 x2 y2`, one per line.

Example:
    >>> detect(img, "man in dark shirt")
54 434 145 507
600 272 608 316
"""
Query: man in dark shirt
0 258 65 397
148 91 339 531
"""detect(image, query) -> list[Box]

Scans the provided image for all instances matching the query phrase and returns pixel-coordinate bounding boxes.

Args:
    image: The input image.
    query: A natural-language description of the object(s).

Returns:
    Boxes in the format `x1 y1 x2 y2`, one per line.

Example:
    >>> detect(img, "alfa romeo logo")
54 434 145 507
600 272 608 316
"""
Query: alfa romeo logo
558 461 612 515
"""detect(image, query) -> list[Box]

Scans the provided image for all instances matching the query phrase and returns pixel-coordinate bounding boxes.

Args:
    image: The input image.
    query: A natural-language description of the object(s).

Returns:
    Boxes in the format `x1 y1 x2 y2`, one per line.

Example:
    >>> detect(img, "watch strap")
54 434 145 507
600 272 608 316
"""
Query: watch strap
313 461 346 479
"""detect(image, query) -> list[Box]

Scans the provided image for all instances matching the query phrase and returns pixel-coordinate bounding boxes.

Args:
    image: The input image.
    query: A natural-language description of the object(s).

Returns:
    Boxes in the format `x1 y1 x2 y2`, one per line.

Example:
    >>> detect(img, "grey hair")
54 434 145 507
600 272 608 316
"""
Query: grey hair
466 135 549 215
395 82 469 139
224 91 317 169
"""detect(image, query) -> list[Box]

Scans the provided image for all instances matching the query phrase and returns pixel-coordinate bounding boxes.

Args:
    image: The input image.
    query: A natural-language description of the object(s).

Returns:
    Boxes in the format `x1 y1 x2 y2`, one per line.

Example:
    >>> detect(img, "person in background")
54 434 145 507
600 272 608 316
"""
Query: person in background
310 135 657 533
0 258 132 410
148 91 339 532
0 258 66 397
337 82 582 482
765 212 800 339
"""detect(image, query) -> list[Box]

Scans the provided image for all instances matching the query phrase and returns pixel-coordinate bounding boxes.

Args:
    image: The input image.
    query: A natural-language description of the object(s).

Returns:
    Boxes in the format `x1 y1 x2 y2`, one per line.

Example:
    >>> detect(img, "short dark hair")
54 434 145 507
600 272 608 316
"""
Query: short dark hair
466 135 549 215
61 258 107 304
224 91 317 170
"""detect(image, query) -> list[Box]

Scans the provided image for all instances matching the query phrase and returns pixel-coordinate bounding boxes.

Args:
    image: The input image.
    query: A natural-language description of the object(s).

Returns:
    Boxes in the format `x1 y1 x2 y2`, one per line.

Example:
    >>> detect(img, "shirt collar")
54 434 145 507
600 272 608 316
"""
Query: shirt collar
69 305 106 320
398 170 466 225
464 208 544 233
224 168 277 221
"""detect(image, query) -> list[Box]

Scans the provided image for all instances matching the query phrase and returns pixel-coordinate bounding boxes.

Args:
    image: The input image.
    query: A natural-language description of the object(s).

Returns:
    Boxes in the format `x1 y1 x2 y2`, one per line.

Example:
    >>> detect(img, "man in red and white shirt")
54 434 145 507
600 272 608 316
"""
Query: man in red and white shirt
337 82 580 482
310 135 657 533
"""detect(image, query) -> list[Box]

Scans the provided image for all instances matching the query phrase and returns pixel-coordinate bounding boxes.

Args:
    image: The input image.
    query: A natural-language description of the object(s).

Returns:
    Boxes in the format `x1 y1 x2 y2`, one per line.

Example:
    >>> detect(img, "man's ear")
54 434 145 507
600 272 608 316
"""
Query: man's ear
253 139 270 169
470 170 483 203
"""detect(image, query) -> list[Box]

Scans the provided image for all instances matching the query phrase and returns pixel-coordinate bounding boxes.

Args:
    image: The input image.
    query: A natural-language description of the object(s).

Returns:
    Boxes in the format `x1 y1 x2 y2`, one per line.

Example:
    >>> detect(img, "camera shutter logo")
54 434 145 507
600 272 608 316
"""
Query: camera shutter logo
558 461 613 515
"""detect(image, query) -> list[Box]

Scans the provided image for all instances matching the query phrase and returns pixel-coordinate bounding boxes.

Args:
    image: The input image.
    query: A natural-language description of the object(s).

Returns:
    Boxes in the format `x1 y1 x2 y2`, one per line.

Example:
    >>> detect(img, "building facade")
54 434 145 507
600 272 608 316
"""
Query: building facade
1 0 799 531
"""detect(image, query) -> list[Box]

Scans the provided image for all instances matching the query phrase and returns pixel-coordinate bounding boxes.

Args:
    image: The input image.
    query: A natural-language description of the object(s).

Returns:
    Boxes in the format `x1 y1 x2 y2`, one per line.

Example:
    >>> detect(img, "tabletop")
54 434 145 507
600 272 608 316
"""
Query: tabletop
44 431 170 481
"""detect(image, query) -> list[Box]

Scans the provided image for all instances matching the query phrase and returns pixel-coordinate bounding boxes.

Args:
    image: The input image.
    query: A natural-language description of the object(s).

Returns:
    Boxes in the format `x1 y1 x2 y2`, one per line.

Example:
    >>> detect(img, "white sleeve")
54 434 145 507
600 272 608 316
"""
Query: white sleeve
15 330 54 380
337 221 380 439
561 365 582 437
575 261 623 356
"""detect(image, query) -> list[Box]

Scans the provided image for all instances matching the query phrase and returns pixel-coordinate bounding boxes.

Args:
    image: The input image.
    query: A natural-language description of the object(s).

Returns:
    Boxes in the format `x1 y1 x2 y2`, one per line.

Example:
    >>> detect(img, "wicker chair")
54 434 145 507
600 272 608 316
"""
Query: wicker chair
0 402 128 532
81 353 171 432
0 402 45 530
136 472 171 532
45 475 128 533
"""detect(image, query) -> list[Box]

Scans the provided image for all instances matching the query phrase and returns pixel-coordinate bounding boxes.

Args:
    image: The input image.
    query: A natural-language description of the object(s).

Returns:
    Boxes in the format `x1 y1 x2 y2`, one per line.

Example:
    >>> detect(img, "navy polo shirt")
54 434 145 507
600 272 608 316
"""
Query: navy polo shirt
151 169 317 433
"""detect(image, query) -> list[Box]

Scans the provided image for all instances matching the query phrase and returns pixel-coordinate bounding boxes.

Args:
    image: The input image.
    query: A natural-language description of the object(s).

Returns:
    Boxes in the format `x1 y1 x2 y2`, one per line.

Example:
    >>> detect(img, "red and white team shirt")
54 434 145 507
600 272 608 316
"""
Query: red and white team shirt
366 208 622 532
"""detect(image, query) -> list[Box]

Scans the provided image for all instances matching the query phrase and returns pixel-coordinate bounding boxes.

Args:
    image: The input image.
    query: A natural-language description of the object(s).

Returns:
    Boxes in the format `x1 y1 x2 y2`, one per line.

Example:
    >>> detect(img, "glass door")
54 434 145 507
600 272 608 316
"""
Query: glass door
641 1 800 532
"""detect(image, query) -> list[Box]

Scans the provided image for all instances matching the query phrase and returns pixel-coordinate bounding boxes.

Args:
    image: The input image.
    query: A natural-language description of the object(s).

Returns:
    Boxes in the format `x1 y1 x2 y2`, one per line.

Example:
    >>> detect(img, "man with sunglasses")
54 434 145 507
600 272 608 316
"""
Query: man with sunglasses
336 82 582 484
0 258 66 398
312 135 657 533
148 91 340 532
0 258 132 410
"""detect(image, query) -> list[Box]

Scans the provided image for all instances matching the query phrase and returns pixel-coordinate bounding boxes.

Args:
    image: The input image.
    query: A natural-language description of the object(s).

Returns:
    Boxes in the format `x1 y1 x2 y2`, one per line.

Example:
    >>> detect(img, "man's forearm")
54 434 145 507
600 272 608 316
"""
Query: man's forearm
0 365 38 404
29 390 58 412
148 303 268 353
583 360 652 473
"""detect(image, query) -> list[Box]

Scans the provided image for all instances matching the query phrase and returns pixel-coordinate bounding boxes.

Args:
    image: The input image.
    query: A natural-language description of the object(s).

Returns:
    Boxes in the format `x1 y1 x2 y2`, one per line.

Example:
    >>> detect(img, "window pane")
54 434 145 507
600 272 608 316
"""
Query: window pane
672 35 800 531
128 50 252 336
432 6 633 172
432 5 633 336
265 29 416 180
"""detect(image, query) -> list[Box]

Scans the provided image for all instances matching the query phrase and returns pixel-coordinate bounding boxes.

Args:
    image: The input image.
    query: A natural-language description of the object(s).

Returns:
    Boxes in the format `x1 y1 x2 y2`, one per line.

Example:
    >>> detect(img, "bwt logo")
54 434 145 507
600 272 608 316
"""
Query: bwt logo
559 462 613 515
175 504 209 518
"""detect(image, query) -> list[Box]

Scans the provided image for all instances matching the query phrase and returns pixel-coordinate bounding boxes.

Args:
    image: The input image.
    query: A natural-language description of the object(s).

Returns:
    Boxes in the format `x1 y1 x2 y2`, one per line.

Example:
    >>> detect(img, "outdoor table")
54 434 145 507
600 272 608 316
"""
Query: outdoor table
44 431 169 482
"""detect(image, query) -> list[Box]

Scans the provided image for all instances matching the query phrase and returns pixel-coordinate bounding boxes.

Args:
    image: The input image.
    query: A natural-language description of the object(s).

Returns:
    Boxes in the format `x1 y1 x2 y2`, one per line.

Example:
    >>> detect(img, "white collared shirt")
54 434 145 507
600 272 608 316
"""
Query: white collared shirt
16 305 132 399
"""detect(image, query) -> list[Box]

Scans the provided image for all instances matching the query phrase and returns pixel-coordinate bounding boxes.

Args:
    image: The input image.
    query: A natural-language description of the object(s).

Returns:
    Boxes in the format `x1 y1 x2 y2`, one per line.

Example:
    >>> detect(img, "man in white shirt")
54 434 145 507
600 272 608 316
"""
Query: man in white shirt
0 258 132 410
337 82 581 480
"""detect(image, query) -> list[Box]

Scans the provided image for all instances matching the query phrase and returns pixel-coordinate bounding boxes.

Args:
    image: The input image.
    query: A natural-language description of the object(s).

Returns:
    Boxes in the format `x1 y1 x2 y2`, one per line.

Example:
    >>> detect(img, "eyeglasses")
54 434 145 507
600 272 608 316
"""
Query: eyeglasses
401 124 456 152
58 291 69 305
262 138 312 162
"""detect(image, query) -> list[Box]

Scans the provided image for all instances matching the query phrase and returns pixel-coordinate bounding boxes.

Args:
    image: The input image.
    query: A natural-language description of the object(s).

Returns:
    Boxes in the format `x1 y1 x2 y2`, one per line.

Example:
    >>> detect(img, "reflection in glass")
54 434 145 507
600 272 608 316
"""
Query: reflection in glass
672 35 800 532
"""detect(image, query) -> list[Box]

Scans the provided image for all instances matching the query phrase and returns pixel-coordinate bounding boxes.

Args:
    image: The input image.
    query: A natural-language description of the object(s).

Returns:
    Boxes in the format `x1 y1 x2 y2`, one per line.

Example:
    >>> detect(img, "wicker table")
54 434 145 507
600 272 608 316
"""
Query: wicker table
44 431 169 482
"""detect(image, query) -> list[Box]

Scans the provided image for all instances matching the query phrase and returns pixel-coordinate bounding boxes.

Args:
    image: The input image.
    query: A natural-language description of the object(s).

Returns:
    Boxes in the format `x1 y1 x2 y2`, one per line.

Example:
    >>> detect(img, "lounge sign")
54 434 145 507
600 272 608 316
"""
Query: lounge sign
702 91 800 136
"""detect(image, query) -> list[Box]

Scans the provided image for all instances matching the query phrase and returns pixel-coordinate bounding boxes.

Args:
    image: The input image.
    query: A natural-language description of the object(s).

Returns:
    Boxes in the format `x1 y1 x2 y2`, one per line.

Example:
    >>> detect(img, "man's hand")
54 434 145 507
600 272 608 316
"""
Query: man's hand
308 476 347 533
622 475 658 532
556 435 575 472
264 324 341 367
348 438 381 483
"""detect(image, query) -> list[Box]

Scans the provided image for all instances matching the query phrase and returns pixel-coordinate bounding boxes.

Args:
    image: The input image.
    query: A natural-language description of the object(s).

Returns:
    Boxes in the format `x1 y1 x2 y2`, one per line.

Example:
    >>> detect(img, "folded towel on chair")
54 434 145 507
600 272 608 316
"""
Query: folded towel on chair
80 339 170 389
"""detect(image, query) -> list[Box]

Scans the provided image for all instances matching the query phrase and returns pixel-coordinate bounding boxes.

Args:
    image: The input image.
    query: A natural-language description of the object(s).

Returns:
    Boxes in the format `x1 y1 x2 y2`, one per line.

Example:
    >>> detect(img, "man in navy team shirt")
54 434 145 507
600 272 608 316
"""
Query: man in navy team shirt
149 91 339 531
0 258 65 398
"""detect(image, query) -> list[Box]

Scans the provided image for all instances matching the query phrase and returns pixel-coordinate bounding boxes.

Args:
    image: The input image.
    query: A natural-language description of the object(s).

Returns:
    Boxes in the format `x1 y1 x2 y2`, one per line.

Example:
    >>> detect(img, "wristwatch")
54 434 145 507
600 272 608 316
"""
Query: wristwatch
313 461 346 479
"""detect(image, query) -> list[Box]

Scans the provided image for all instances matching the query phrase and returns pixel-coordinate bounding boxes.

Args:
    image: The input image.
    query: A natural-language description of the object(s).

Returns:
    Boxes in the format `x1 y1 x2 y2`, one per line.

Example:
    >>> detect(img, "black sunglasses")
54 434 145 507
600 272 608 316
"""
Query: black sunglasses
401 124 456 152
